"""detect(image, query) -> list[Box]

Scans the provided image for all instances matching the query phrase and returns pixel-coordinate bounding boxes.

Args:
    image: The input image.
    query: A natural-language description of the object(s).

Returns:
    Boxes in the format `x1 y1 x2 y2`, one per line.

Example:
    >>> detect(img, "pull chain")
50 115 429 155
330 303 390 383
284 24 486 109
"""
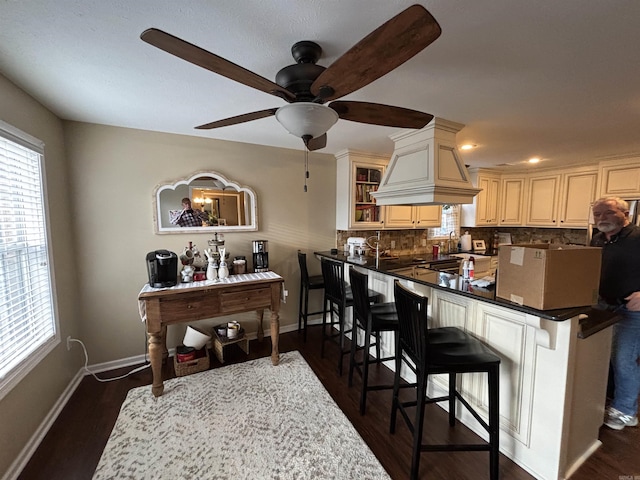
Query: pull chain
304 148 309 192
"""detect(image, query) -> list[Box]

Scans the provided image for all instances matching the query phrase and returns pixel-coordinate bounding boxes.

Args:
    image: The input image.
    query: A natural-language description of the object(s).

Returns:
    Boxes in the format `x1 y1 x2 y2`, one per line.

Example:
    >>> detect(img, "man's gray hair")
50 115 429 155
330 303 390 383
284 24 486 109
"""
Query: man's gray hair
593 196 629 213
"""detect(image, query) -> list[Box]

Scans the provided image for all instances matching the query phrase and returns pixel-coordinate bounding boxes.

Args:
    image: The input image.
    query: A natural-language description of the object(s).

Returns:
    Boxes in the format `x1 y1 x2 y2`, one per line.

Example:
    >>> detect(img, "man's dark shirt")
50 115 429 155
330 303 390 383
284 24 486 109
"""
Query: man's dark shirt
590 224 640 305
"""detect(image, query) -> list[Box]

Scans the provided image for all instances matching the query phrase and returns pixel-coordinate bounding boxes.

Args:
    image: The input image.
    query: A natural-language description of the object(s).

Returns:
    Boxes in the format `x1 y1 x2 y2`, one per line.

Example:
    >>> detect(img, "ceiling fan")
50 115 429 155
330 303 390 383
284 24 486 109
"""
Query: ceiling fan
141 4 441 151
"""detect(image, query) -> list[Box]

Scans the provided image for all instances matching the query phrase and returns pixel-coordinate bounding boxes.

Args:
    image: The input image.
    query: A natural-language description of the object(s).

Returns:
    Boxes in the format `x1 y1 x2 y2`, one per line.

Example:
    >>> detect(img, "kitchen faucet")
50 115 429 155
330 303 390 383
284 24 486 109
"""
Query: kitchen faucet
366 230 382 268
448 231 456 254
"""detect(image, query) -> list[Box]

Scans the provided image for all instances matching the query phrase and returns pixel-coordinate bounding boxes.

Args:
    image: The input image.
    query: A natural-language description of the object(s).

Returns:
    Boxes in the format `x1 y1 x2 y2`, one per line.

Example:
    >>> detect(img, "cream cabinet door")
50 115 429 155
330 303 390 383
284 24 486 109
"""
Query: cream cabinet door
477 176 501 225
385 205 442 228
474 303 537 445
558 170 597 227
526 174 560 226
460 170 500 227
385 205 415 228
599 159 640 198
415 205 442 228
499 176 526 226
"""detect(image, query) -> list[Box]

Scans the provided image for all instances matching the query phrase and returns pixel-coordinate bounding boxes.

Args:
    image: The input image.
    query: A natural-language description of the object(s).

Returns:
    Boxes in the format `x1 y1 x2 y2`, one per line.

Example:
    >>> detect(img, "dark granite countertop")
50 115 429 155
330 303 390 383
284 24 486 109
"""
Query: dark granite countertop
314 251 618 337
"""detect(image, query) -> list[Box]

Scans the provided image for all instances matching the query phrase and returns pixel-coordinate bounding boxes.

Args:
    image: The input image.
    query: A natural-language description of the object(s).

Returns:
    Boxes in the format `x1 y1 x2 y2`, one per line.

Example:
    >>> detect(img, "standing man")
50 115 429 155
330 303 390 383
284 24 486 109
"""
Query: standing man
590 196 640 430
170 197 208 227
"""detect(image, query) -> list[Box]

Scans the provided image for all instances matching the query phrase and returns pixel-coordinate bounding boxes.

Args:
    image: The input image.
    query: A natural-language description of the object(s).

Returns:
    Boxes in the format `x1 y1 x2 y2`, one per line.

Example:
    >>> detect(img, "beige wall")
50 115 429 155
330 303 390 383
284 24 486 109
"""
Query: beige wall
63 122 336 362
0 76 82 476
0 75 337 477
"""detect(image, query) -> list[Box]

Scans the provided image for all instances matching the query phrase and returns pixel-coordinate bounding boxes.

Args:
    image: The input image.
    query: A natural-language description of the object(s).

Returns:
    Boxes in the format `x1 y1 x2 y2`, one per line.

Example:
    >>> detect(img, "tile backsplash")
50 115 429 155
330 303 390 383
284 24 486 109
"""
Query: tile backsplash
336 227 589 257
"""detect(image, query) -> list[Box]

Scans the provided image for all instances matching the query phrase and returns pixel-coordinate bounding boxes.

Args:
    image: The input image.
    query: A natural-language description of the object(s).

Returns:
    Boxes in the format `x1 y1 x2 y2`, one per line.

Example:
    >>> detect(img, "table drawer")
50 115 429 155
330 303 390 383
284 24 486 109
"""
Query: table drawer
158 292 220 322
220 287 272 313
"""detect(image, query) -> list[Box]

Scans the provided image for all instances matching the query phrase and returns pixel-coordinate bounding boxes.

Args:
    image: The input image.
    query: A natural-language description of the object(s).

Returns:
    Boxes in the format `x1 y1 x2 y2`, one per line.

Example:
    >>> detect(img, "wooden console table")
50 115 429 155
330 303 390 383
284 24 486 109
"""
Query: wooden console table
138 272 283 396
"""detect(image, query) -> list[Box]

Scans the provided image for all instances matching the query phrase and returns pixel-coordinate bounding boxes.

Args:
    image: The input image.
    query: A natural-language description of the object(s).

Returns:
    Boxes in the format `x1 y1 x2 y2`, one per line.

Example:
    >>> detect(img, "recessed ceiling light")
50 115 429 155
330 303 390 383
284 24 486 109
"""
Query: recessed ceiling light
528 157 540 163
460 144 476 150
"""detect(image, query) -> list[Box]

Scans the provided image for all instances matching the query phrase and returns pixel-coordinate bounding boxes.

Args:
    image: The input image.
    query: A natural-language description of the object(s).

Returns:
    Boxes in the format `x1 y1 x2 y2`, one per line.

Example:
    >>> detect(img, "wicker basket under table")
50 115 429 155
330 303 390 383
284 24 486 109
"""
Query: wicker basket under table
173 348 210 377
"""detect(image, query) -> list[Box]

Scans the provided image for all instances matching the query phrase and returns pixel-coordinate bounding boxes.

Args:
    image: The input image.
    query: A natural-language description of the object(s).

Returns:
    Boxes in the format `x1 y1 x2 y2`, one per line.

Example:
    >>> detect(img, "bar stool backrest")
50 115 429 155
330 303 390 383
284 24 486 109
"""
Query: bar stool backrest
321 257 347 309
349 267 370 330
393 280 429 366
297 251 311 287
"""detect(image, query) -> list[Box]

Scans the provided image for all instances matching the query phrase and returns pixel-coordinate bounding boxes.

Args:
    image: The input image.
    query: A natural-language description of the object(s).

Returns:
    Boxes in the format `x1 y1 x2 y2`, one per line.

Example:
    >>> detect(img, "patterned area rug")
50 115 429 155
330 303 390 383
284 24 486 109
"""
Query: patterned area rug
93 351 390 480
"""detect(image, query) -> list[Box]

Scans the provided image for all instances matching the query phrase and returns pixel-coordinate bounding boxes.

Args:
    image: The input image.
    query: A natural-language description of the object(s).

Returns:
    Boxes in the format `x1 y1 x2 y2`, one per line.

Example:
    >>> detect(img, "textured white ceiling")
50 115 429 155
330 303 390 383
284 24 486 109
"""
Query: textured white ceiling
1 0 640 169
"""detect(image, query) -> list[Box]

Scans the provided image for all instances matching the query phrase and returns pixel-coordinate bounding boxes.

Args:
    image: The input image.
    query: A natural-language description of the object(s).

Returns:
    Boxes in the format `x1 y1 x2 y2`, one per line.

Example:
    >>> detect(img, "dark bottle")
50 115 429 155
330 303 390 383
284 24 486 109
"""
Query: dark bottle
492 231 500 253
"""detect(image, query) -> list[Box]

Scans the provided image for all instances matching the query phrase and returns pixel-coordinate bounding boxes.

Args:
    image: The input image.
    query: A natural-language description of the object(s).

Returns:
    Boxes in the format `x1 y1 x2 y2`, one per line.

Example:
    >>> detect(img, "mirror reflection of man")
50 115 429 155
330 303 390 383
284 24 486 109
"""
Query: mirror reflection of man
170 197 208 227
590 196 640 431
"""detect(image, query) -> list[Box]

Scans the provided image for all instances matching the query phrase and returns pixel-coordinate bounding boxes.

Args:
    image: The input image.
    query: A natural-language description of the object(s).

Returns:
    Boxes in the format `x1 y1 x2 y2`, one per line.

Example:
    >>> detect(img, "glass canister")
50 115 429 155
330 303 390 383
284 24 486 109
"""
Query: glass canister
233 258 246 274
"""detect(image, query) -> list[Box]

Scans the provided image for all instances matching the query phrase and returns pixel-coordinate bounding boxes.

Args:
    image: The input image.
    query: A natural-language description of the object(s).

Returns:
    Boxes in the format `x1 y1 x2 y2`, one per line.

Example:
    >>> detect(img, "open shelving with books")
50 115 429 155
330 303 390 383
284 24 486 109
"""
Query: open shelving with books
336 150 389 230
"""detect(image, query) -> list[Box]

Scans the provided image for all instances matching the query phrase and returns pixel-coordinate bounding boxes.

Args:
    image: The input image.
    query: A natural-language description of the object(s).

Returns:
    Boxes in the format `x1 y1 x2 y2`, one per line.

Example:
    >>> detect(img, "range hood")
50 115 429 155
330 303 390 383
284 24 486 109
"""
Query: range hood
371 117 481 206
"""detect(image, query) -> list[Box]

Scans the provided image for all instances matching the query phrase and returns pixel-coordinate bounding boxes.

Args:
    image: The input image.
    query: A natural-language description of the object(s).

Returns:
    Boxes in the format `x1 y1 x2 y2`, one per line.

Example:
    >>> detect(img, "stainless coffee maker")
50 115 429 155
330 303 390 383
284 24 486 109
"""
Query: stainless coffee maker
252 240 269 272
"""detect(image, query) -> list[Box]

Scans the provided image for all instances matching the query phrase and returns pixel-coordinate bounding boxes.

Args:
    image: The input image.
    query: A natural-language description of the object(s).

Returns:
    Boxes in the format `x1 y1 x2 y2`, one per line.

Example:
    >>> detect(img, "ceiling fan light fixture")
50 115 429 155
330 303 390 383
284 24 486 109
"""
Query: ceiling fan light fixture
275 102 338 140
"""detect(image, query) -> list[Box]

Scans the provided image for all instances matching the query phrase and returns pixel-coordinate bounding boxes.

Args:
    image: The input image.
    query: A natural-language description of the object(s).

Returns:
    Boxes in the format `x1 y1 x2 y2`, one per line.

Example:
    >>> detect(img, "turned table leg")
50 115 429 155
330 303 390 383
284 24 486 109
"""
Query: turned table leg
256 309 264 341
270 309 280 365
148 330 164 397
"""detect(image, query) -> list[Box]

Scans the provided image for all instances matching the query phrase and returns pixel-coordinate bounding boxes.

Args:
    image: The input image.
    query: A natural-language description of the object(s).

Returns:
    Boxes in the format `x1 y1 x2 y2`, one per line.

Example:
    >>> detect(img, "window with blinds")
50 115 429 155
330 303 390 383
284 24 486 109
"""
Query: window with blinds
429 204 460 238
0 121 58 400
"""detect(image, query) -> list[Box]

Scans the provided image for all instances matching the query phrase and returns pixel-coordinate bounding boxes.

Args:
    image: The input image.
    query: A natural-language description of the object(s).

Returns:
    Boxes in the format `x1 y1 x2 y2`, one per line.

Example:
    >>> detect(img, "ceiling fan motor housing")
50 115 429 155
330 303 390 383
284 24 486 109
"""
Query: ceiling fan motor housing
275 41 326 101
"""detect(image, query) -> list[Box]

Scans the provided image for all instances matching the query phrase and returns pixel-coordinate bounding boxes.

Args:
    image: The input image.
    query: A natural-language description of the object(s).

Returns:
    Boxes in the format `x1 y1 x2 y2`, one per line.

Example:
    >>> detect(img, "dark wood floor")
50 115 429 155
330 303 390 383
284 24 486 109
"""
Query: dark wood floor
18 327 639 480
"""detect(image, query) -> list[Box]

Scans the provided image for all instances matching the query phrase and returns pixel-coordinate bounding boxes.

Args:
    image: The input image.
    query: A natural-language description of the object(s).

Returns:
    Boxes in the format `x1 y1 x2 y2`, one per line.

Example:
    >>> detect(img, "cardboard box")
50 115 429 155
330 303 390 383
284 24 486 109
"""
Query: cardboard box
496 244 601 310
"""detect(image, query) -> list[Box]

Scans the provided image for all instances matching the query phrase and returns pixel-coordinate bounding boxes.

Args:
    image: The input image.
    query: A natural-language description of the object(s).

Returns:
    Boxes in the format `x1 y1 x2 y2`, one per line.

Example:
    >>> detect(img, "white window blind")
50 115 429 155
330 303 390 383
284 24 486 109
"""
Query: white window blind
429 205 460 238
0 122 57 399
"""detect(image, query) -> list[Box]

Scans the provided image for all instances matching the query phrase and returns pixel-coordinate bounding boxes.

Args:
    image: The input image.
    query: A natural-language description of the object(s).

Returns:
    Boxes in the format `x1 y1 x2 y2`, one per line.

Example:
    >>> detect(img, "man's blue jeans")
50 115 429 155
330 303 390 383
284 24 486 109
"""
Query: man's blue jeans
610 307 640 416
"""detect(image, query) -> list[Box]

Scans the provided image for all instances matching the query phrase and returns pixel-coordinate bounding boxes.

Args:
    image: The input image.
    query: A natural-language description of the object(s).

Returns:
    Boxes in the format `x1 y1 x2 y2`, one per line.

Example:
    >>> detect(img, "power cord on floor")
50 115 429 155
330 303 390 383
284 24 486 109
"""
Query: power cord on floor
68 337 150 382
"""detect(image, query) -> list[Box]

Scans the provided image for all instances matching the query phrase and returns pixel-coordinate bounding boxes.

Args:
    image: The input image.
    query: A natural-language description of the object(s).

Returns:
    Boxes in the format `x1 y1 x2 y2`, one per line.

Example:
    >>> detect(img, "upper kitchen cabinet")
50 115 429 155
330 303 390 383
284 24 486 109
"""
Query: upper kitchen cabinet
598 156 640 198
336 149 388 230
461 169 501 227
385 205 442 229
498 175 527 226
526 167 598 227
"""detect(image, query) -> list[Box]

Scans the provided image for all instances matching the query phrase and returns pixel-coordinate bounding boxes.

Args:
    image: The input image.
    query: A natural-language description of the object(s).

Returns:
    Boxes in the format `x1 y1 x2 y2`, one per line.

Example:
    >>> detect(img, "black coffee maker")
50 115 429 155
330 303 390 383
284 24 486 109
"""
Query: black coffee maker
252 240 269 272
146 250 178 287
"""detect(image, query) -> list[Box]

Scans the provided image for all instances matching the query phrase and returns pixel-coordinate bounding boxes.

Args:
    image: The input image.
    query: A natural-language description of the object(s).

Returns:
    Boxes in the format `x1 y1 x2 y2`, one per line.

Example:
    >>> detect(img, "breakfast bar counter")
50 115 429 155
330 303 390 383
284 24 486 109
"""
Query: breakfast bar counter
315 251 616 336
315 251 616 480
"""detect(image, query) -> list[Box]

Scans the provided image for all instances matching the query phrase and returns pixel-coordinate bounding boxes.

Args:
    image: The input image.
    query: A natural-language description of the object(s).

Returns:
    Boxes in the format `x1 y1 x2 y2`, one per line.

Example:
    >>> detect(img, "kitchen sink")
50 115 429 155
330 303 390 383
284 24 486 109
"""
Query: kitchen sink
449 253 491 259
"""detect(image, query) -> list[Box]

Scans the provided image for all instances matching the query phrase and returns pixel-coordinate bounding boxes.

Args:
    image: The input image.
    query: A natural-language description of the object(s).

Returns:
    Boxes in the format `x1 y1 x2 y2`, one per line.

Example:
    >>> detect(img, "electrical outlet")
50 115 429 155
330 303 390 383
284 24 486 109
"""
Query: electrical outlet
421 239 427 247
390 240 396 249
281 289 288 303
66 336 72 351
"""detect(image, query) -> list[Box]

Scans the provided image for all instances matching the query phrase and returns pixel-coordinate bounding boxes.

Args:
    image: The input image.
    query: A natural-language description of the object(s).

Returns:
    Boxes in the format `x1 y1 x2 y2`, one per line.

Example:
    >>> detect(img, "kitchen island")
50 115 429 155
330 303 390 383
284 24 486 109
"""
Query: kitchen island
315 251 617 480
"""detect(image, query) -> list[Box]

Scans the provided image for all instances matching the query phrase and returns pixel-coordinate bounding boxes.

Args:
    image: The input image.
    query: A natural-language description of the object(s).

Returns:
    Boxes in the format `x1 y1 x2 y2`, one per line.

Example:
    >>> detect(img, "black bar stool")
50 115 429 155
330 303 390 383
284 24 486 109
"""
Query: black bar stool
347 267 401 415
391 280 501 480
320 257 380 375
297 251 325 342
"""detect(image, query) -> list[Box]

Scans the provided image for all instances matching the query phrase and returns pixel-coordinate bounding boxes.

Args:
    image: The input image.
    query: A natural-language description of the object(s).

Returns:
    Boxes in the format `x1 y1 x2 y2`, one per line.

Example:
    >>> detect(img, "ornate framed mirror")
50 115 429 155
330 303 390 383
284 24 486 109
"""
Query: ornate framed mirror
153 171 258 234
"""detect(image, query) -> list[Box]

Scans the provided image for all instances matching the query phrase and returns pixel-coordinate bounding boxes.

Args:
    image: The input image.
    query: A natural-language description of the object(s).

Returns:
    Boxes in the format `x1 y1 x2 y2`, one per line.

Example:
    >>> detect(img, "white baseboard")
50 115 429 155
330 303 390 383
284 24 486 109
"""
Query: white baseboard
4 323 300 480
2 368 85 480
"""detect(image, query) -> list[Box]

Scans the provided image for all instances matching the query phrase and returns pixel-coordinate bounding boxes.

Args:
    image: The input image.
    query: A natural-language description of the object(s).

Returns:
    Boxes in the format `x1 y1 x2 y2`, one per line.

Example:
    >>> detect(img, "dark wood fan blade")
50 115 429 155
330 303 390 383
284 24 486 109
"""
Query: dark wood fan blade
195 108 278 130
307 134 327 151
141 28 295 102
311 5 441 101
329 101 433 129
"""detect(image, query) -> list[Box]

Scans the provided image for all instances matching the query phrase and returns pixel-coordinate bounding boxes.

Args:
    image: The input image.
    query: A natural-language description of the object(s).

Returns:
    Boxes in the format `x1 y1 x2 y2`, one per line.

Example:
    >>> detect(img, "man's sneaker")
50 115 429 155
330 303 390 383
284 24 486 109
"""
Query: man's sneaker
604 407 639 430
